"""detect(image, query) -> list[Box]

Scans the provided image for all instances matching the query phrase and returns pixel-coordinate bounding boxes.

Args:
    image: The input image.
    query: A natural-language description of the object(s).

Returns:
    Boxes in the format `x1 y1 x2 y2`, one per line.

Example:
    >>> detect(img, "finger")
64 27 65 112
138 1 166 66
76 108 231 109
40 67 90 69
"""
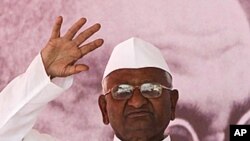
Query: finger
64 64 89 76
50 16 63 39
73 23 101 46
79 39 104 56
63 18 87 40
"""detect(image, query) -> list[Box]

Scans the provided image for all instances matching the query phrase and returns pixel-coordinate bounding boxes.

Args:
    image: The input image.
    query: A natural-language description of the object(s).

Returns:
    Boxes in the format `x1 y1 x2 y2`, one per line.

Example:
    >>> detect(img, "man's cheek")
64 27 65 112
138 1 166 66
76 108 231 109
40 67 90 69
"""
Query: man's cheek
108 106 122 121
158 103 172 120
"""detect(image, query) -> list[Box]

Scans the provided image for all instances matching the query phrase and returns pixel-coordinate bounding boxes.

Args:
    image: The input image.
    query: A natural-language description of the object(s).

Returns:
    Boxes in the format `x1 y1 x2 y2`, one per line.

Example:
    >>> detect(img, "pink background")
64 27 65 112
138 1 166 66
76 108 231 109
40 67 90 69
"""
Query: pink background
1 0 250 141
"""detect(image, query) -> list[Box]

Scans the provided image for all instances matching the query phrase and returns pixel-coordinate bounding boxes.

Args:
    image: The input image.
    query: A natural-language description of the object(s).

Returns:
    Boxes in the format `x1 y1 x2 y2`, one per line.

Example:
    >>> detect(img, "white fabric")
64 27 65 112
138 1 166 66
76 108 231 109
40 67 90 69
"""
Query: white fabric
103 37 171 79
113 135 171 141
0 53 73 141
23 130 56 141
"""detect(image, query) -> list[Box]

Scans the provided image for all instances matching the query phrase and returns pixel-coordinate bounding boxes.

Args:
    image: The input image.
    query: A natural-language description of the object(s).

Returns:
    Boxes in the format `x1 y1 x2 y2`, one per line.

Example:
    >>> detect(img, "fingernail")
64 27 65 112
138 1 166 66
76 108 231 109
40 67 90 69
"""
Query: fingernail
80 18 87 23
57 16 63 21
95 23 101 28
97 39 104 45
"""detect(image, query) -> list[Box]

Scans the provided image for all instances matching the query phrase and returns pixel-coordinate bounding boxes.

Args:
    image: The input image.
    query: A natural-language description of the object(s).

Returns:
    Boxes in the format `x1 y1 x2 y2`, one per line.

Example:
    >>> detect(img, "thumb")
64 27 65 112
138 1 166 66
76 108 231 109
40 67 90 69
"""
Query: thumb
75 64 89 73
65 64 89 76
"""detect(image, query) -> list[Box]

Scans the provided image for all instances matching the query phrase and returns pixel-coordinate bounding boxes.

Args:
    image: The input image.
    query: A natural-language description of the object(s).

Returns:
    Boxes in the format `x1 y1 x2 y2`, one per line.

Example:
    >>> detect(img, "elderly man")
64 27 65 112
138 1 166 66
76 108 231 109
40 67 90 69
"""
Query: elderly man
0 17 178 141
99 37 179 141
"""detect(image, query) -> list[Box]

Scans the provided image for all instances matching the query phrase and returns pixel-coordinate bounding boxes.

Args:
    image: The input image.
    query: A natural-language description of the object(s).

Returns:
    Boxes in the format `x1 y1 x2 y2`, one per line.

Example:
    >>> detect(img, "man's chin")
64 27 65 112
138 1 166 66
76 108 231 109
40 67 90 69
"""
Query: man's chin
118 128 163 141
125 118 155 131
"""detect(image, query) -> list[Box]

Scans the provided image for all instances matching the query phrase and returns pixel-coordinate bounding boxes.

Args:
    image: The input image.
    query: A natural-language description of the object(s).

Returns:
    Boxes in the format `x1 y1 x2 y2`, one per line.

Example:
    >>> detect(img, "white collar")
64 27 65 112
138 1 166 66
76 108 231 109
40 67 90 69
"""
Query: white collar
113 135 171 141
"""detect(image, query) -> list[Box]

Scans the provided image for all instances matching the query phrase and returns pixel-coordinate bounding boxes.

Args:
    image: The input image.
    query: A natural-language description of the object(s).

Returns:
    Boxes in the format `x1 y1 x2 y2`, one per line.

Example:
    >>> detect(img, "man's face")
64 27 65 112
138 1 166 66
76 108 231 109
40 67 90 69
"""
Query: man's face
99 67 178 141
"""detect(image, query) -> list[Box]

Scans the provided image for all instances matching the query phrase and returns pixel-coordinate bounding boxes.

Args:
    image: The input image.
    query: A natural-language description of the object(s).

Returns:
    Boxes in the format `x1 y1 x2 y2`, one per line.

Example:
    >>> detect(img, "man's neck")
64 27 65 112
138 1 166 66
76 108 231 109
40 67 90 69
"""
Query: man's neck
113 135 171 141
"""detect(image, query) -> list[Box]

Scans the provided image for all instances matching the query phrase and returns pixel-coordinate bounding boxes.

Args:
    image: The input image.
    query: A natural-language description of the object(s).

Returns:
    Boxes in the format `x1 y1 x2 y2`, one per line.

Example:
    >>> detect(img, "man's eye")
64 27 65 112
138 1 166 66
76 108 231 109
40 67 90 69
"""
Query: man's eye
142 87 154 92
153 85 162 91
113 88 132 99
142 83 161 92
117 88 131 94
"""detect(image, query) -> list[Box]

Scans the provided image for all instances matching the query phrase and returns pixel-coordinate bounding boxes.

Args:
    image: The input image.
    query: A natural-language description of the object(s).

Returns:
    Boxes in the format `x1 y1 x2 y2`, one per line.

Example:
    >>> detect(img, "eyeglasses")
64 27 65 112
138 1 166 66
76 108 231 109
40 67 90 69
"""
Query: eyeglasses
104 82 172 100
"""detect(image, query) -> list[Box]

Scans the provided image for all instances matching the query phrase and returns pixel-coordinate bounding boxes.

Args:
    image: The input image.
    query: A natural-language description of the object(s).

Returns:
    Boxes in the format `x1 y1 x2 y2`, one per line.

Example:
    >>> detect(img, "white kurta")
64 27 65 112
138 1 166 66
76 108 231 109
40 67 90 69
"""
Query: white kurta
113 135 171 141
0 54 72 141
23 130 56 141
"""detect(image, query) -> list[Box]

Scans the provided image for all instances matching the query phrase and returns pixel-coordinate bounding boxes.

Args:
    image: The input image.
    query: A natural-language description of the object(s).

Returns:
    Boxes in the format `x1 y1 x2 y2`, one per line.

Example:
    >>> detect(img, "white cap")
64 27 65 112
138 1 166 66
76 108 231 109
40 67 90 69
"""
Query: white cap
102 37 171 80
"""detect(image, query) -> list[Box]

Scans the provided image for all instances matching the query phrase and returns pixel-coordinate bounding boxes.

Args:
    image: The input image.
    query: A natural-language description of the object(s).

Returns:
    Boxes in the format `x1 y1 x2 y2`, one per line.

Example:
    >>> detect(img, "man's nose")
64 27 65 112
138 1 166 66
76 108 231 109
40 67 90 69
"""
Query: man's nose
127 88 148 108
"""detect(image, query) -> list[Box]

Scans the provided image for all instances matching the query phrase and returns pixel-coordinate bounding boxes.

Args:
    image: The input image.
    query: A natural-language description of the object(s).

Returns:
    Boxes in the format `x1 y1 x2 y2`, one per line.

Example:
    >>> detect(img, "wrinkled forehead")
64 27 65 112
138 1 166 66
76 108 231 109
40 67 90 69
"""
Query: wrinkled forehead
102 67 172 90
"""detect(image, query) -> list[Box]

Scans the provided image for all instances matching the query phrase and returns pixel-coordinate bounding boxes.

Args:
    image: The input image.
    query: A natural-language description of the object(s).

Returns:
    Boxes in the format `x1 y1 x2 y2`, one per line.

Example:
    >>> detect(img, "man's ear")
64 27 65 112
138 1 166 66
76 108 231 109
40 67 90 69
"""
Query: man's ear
98 95 109 124
170 89 179 120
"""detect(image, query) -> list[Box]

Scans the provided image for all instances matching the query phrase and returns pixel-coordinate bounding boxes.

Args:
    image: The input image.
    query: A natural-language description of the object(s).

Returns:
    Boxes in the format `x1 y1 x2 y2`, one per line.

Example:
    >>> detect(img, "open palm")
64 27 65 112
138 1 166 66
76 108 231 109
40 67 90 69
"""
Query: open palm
41 16 103 78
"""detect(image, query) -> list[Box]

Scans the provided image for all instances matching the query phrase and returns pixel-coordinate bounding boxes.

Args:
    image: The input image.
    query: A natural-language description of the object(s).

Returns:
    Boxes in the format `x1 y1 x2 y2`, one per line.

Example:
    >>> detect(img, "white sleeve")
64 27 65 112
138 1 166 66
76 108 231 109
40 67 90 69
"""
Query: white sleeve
0 53 73 141
23 130 56 141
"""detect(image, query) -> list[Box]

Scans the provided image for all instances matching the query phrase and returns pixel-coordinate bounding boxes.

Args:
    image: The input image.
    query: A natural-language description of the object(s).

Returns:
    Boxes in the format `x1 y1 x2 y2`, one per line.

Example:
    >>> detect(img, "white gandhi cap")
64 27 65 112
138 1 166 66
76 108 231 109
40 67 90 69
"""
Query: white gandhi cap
102 37 171 80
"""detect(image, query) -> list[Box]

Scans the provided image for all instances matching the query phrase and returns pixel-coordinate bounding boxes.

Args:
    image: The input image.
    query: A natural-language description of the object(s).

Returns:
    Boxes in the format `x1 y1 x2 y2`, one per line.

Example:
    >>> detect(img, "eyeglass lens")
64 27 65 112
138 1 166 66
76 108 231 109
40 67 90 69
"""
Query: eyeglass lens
111 83 165 100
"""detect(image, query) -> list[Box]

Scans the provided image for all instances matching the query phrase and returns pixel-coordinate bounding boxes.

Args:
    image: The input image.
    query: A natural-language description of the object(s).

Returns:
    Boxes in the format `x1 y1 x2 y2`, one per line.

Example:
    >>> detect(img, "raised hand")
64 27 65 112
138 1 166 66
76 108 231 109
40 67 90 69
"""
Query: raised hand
41 16 103 78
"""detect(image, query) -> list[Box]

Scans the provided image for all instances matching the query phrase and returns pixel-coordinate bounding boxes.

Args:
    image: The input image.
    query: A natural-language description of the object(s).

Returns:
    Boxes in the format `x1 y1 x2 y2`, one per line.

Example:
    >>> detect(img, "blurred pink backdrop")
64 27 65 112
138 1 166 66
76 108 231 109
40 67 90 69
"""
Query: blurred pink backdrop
1 0 250 141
